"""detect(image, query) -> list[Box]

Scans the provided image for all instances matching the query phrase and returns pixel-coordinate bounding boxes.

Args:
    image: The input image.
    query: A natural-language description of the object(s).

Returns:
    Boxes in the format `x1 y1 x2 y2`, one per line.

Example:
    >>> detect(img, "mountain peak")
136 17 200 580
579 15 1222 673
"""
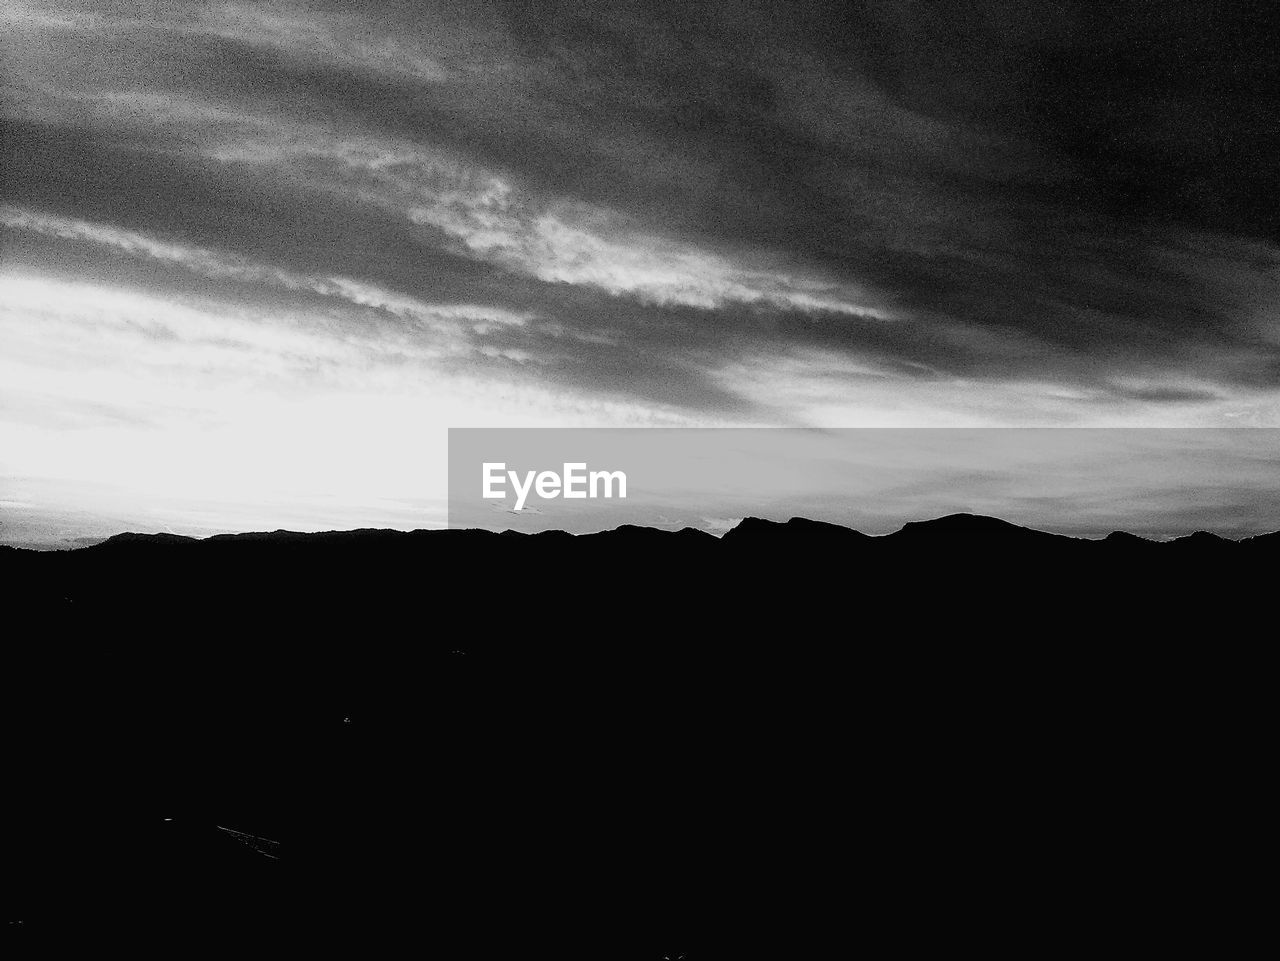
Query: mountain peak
99 532 198 547
900 512 1024 531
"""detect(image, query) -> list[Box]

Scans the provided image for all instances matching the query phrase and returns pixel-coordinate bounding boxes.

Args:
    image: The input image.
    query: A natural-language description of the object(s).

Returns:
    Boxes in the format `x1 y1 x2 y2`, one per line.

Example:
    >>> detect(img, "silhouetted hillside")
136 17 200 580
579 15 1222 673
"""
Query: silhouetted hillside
5 513 1266 952
6 511 1267 657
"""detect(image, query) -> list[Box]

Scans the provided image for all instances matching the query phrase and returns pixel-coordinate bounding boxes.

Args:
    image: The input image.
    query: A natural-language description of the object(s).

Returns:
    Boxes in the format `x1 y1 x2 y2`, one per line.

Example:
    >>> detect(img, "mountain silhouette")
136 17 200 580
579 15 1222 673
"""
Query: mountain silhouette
6 512 1267 951
14 511 1269 563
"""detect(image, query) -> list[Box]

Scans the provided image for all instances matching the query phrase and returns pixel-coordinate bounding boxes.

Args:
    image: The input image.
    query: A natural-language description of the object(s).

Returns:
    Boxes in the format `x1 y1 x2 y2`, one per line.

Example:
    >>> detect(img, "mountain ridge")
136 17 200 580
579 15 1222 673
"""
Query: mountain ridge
9 511 1277 553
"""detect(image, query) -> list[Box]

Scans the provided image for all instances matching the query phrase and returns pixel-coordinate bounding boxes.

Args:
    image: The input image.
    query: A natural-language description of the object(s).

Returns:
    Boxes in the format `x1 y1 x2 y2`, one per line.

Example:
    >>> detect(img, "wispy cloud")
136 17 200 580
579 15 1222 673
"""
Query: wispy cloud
0 205 530 347
3 0 1280 543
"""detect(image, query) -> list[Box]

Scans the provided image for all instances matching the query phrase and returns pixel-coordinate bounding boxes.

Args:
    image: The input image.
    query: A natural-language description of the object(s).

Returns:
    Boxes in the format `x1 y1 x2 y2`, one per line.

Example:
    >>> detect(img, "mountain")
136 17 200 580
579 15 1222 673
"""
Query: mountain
722 514 875 547
5 512 1268 951
96 531 199 547
4 511 1272 657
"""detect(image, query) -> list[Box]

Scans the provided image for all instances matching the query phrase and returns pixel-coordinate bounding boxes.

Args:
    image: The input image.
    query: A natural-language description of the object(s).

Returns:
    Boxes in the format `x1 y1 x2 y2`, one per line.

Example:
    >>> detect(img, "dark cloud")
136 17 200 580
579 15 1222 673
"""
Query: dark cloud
2 0 1278 419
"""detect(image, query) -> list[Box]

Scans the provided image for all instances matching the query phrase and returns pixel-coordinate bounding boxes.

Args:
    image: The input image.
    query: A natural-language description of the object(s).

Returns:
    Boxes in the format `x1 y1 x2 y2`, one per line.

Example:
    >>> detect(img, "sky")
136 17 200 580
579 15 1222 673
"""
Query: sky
447 428 1280 538
2 1 1279 546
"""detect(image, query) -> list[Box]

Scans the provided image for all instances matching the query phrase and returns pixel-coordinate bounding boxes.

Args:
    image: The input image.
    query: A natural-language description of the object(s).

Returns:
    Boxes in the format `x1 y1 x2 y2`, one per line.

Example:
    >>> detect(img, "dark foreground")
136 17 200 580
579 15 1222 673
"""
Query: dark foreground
4 515 1268 954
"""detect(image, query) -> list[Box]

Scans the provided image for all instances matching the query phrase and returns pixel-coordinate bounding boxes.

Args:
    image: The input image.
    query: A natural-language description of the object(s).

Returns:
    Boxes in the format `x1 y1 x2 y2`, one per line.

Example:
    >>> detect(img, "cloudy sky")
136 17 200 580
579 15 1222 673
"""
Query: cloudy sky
2 1 1279 545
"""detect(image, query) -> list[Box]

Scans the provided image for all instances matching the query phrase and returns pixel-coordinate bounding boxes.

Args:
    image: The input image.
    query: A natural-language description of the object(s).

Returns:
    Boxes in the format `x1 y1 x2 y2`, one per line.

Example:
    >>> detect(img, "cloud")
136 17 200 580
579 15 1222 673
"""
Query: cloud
0 269 717 545
4 1 1276 406
3 0 1280 542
